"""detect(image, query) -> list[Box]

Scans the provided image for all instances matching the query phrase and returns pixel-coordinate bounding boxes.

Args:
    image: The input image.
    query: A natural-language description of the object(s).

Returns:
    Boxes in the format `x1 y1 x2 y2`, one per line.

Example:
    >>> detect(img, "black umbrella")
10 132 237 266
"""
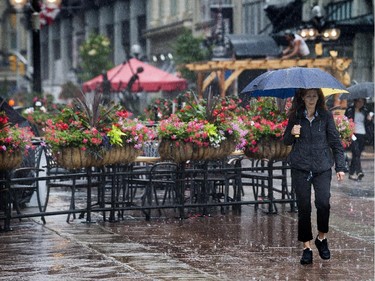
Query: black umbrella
340 82 374 100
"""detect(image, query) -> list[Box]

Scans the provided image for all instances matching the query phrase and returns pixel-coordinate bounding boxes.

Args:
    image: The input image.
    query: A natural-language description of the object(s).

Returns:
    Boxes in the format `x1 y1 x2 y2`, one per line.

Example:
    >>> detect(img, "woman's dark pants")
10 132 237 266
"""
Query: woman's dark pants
349 133 366 175
292 169 332 242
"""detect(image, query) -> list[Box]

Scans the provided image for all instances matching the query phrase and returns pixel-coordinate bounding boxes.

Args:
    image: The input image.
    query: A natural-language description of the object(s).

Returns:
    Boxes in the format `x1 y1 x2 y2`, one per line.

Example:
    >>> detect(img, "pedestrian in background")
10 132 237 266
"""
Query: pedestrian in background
282 30 310 59
345 98 373 180
283 88 346 265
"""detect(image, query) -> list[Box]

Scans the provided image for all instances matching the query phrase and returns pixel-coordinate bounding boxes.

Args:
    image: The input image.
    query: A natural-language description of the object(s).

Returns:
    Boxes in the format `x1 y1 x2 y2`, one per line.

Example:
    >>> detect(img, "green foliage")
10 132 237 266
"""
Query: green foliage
107 125 125 146
78 33 113 82
157 91 245 148
141 97 174 121
172 28 211 83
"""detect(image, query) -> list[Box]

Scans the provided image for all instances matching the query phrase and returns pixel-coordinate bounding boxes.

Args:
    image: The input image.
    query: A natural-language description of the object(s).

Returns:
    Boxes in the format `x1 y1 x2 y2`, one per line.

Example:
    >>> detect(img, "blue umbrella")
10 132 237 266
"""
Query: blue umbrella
240 67 349 99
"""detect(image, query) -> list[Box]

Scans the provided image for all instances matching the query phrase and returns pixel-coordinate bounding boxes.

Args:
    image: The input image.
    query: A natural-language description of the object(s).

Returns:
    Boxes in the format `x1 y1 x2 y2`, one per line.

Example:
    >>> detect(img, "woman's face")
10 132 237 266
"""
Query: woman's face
302 89 319 110
354 99 365 109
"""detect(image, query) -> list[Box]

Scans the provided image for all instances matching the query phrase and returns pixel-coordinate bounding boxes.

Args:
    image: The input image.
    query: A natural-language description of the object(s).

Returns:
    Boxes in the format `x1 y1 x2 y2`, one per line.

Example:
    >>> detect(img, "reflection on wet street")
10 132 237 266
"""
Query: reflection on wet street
0 154 374 280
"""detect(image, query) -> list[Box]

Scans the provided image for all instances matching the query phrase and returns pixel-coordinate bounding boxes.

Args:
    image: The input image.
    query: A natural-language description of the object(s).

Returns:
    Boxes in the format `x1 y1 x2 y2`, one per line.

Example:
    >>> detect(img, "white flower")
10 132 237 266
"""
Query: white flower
101 39 110 47
24 107 34 114
88 49 97 56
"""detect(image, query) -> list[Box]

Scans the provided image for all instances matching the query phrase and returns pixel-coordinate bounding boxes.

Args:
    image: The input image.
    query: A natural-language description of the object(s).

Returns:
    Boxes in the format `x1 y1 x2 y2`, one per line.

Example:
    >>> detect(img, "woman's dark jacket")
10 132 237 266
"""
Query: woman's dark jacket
344 105 372 134
344 105 369 123
283 108 346 173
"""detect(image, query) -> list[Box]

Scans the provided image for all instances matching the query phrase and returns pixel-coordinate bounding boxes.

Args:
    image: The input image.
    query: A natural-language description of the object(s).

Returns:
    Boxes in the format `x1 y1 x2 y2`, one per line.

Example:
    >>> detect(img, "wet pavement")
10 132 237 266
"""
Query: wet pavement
0 148 374 280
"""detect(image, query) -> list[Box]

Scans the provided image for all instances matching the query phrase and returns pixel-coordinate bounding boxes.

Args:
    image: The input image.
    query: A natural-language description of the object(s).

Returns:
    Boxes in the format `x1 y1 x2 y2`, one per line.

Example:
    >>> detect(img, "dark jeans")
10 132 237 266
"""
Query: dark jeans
349 134 366 175
292 169 332 242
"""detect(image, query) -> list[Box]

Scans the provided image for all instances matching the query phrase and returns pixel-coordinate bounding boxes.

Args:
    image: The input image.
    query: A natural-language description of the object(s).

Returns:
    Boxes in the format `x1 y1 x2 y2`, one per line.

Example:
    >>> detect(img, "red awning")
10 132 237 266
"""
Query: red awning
82 58 187 93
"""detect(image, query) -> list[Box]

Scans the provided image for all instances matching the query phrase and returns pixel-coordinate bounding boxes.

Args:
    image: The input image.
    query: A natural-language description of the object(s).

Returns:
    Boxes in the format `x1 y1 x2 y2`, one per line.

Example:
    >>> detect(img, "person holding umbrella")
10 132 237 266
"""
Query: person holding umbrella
344 98 373 180
283 88 346 265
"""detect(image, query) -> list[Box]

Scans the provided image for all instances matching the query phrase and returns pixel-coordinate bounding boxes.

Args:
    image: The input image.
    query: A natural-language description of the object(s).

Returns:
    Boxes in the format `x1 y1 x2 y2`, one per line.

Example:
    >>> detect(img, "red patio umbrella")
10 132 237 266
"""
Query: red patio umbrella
82 58 187 93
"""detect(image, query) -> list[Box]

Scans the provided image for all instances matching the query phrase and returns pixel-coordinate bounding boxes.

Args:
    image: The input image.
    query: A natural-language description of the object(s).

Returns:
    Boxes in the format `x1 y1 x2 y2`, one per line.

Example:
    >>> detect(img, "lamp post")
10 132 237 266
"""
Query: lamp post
297 4 340 57
9 0 61 94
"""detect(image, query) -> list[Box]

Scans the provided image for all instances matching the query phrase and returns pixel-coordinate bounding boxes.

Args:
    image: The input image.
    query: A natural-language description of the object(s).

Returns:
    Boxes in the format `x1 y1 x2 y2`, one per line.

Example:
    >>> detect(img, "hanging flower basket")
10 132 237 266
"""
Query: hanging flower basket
244 138 292 161
0 151 23 170
55 147 99 169
55 145 143 169
158 138 236 163
102 145 142 165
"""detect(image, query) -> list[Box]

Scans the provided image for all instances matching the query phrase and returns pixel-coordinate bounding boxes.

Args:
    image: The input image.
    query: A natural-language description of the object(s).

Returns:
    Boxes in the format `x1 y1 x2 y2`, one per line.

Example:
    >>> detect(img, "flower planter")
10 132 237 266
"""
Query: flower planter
55 146 142 169
158 138 236 163
244 139 292 161
55 147 98 169
0 151 23 170
102 145 141 165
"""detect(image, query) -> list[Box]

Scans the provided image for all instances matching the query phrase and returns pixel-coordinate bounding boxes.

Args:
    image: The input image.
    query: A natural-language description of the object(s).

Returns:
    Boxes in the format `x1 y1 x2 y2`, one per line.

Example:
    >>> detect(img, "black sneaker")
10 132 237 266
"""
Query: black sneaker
315 237 330 260
300 248 313 265
357 172 364 180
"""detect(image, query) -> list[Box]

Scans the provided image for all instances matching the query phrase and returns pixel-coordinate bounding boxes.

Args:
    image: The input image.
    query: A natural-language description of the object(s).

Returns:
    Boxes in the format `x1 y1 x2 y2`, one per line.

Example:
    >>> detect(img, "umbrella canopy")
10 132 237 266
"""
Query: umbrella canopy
82 58 187 93
240 67 349 99
340 82 374 100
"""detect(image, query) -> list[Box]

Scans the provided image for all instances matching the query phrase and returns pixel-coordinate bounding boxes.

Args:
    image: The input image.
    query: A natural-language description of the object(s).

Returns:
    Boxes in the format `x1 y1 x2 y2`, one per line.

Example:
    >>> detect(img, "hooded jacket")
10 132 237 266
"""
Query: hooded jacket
283 108 346 173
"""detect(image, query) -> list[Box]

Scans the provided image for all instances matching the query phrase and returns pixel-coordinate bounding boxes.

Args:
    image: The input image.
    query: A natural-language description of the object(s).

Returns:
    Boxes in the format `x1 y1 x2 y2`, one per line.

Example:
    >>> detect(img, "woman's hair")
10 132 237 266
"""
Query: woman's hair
287 88 327 118
354 98 366 104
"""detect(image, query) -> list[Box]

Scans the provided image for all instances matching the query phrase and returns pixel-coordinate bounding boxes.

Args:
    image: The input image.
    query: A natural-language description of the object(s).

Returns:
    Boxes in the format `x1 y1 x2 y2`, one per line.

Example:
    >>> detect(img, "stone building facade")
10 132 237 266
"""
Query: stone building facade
0 0 373 101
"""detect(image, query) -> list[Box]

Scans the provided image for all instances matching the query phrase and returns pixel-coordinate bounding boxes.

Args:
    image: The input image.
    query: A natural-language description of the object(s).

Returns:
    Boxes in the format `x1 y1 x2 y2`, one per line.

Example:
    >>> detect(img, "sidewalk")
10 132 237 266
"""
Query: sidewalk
0 152 374 280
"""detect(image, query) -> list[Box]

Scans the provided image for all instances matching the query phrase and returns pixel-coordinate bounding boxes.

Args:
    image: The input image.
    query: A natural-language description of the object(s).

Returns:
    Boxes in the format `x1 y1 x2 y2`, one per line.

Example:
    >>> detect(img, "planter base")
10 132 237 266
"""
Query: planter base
158 139 236 163
244 139 291 161
0 151 22 170
55 146 142 169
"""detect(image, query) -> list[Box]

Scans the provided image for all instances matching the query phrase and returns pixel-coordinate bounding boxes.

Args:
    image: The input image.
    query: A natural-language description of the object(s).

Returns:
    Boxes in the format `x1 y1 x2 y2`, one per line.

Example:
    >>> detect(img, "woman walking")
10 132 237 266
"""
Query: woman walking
345 98 372 180
283 88 346 265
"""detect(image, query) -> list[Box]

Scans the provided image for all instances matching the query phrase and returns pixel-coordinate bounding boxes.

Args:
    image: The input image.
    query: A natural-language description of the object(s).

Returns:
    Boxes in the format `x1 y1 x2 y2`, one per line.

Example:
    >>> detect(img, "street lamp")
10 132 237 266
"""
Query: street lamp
9 0 28 10
297 4 340 57
9 0 61 94
298 25 340 41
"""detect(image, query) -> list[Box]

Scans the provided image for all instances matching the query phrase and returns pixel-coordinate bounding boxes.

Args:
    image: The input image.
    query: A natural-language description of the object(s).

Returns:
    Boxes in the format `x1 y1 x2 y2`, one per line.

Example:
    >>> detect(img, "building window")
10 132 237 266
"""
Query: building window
53 39 61 60
170 0 177 16
41 41 49 80
326 0 352 21
106 24 114 62
243 0 270 35
122 20 130 53
159 0 164 19
66 22 73 69
138 15 146 47
210 0 232 6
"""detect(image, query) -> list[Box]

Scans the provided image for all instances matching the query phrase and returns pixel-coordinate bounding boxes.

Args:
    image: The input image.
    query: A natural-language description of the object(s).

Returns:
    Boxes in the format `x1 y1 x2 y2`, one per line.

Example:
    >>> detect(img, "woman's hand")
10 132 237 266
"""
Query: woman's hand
292 125 301 137
336 171 345 181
